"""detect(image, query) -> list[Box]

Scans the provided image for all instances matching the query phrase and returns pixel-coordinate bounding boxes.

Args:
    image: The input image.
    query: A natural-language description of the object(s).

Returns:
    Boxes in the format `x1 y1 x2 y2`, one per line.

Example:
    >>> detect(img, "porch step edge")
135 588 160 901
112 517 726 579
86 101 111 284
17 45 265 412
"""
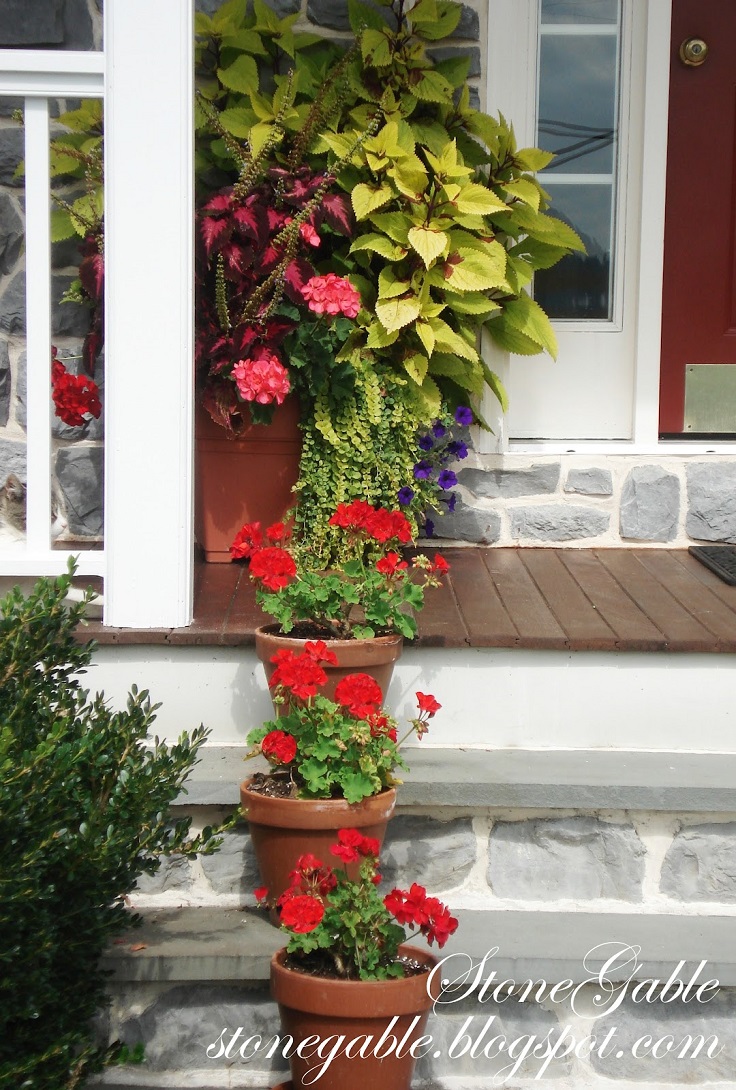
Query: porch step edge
103 905 736 986
179 746 736 811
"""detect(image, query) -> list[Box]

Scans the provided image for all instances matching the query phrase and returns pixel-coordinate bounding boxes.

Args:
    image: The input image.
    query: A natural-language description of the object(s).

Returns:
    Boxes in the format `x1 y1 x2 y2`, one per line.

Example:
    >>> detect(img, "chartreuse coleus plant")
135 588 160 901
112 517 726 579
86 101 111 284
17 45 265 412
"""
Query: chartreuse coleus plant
0 562 235 1088
319 0 585 424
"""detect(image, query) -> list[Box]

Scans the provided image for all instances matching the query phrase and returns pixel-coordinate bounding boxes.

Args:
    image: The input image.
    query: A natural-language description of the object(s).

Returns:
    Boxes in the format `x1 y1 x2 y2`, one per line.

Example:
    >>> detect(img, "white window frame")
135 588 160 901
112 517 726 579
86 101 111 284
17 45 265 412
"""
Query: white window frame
481 0 735 454
0 0 195 628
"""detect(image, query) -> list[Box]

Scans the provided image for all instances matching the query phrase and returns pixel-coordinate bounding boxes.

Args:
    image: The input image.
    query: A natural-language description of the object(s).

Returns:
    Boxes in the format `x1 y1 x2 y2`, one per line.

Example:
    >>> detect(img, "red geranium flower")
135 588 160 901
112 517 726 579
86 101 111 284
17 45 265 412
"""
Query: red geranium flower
279 894 325 933
431 554 450 575
269 649 328 700
416 692 442 717
303 640 339 666
51 358 102 427
249 546 297 590
375 551 408 576
330 828 380 864
261 729 297 765
230 521 264 560
334 673 383 718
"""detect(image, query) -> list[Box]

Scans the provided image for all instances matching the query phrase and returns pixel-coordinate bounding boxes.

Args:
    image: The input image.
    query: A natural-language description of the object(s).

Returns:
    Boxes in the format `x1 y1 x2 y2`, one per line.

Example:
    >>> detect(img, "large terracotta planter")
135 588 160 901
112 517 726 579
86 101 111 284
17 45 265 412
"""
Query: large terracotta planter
270 944 439 1090
255 624 403 708
194 400 301 563
241 778 396 910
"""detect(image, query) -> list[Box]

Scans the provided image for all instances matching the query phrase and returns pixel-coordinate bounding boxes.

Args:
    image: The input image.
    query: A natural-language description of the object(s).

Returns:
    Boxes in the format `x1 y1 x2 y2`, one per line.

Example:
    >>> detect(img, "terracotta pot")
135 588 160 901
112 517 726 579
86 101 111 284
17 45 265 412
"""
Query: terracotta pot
241 778 396 911
255 624 403 708
194 400 301 563
270 944 439 1090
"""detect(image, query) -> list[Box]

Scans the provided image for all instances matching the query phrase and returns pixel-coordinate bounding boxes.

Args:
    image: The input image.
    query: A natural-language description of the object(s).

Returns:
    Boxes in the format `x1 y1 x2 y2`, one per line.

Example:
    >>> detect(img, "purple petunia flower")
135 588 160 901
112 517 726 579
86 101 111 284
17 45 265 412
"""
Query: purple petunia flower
454 406 473 426
424 518 435 537
398 486 415 505
447 440 468 459
438 469 458 490
432 422 447 439
418 434 434 451
446 493 457 512
413 460 433 480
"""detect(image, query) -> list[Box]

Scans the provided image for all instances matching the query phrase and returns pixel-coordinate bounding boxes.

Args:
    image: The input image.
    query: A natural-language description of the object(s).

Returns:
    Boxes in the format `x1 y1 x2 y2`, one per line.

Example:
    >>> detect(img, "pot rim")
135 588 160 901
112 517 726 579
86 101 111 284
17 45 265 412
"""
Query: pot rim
240 778 397 828
255 623 404 651
270 943 439 1018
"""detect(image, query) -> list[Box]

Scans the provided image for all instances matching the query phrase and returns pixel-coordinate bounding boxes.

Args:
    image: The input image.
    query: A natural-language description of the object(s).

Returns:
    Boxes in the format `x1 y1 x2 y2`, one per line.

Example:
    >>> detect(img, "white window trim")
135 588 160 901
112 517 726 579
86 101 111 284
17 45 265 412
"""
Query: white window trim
103 0 194 628
481 0 684 454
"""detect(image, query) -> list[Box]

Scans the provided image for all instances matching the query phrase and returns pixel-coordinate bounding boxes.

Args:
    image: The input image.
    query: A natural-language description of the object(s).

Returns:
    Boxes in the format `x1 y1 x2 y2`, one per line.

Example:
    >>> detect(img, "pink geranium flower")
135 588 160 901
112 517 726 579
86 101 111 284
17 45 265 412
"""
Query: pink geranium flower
301 273 361 318
233 347 291 405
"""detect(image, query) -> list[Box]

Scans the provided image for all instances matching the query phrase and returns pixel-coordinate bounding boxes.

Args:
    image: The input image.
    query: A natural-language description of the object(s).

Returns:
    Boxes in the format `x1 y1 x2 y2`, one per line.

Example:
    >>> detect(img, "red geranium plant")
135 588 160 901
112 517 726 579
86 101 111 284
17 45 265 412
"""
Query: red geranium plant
257 829 458 980
246 641 441 802
231 500 449 639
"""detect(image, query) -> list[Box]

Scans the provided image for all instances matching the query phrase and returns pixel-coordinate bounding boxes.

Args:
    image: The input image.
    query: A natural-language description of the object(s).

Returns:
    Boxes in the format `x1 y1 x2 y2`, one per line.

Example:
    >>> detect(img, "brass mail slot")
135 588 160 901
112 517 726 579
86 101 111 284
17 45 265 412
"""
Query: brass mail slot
684 365 736 433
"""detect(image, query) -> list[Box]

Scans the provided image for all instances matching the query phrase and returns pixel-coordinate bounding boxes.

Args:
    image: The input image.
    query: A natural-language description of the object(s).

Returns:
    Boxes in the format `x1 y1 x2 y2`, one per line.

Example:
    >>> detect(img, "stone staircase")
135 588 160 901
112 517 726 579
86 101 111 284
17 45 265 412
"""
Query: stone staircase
93 747 736 1090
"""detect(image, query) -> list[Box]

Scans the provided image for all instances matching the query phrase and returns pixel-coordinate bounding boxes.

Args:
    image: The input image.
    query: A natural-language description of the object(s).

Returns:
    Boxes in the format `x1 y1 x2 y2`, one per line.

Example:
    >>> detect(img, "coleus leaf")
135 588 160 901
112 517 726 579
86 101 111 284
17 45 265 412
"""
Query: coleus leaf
79 251 104 302
317 192 355 237
283 255 317 304
200 215 233 257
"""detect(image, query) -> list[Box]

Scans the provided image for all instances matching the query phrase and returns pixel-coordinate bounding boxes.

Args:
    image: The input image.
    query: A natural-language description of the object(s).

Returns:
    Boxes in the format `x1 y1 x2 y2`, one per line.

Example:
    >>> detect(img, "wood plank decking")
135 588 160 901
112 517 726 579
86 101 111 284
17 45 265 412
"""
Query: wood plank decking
85 547 736 652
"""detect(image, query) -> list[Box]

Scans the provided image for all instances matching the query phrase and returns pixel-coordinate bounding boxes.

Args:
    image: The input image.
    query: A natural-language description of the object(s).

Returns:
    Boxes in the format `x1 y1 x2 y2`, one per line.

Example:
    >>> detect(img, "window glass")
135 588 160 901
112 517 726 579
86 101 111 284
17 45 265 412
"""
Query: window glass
535 0 621 320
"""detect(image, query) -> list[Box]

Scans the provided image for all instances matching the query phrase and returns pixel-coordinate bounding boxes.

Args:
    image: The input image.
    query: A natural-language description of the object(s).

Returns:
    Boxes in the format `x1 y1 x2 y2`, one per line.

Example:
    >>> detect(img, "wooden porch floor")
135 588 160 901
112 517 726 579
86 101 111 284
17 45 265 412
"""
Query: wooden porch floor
87 547 736 652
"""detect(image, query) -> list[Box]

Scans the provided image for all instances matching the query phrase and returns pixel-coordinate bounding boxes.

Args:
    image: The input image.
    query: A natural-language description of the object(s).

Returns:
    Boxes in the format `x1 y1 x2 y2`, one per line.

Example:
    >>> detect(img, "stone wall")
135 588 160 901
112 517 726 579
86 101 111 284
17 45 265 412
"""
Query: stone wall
104 804 736 1088
131 804 736 914
431 452 736 547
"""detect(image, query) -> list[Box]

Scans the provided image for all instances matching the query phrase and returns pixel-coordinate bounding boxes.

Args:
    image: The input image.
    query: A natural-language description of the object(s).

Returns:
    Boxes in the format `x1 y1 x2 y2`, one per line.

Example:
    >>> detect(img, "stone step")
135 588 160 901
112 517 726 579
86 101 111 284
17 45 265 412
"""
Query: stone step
96 905 736 1090
183 745 736 811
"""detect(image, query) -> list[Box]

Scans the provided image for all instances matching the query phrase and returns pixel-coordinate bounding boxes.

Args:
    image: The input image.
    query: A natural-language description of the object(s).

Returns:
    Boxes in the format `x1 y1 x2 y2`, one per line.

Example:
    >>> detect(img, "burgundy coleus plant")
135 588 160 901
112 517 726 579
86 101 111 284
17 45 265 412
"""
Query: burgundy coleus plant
195 165 355 434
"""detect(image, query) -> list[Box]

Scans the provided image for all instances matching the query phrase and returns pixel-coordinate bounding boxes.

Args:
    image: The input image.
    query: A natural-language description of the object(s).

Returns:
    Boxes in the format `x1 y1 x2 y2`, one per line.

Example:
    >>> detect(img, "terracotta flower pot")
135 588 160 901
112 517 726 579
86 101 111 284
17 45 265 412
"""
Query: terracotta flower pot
241 778 396 911
255 624 403 709
194 400 301 563
270 944 439 1090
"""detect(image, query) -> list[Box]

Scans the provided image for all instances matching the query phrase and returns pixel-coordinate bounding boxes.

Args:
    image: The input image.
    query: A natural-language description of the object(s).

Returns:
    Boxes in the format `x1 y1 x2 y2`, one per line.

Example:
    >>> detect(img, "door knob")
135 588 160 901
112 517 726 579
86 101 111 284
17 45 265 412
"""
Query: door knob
679 38 708 66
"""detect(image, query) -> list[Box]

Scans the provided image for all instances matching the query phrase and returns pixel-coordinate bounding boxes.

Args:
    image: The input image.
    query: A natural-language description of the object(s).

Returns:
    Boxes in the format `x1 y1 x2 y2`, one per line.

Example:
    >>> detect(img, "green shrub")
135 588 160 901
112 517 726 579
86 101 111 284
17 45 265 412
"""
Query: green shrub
0 563 232 1089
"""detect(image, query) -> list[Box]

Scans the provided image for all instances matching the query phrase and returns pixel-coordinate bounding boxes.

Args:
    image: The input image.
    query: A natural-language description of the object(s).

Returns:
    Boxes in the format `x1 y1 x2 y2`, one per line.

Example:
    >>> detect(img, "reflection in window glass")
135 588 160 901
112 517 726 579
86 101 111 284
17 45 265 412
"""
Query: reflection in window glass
541 0 617 24
539 36 617 174
534 184 612 319
535 0 621 320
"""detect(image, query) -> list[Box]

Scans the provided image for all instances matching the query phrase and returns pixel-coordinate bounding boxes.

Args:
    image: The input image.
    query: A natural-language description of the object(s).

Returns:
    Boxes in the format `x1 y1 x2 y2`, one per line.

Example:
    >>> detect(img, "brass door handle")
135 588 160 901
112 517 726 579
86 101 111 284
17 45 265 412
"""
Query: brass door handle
679 38 708 66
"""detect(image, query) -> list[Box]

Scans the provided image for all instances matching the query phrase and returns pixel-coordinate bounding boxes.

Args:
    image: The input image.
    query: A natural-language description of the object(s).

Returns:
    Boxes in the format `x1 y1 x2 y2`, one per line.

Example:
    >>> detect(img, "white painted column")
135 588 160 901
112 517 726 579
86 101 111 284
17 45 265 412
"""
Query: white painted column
104 0 194 627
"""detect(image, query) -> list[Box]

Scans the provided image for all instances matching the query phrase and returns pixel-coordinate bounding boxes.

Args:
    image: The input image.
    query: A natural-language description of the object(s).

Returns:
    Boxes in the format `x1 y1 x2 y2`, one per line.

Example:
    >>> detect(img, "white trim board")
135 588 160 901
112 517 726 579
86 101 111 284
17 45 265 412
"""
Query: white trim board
86 643 736 752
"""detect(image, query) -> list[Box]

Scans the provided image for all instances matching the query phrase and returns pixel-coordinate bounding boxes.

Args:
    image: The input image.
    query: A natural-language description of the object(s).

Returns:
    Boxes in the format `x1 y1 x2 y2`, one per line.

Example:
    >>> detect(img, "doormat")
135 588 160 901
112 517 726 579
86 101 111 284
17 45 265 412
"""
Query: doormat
689 545 736 585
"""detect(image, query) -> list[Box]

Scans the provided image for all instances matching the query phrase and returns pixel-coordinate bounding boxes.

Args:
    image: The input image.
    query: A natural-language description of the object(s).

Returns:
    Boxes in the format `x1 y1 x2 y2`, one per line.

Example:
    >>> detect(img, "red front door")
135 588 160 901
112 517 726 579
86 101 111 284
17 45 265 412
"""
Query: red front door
659 0 736 434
